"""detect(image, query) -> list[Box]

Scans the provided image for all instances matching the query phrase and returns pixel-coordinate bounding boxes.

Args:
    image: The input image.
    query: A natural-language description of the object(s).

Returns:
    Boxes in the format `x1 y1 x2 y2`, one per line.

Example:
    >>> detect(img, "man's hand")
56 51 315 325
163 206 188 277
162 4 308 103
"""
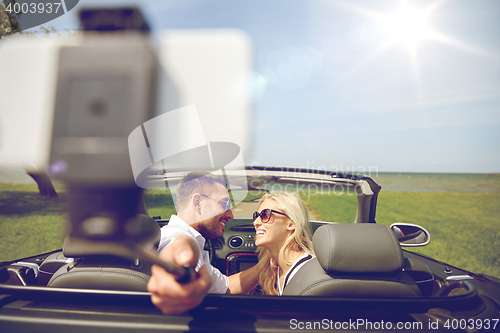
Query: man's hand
147 235 211 315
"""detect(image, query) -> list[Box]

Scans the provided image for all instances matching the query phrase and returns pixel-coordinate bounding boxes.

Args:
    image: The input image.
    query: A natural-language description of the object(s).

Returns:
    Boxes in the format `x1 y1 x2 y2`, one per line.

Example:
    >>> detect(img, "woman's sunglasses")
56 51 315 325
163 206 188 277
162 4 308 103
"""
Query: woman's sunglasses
252 209 289 223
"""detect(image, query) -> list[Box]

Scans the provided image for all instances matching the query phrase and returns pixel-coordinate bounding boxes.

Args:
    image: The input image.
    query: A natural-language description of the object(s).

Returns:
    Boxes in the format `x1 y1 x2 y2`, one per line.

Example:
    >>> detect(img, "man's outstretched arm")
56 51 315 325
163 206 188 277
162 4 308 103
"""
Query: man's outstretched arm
147 235 212 314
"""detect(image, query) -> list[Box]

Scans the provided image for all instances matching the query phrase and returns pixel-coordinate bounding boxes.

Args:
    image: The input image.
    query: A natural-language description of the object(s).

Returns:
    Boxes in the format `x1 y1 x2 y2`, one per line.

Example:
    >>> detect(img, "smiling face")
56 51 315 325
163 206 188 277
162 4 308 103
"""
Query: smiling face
253 199 295 254
195 182 234 239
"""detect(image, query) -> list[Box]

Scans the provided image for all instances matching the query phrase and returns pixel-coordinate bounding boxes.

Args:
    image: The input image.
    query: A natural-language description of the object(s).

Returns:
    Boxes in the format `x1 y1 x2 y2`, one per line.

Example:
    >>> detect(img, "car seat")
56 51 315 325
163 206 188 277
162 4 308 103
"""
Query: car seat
283 223 422 297
47 214 160 291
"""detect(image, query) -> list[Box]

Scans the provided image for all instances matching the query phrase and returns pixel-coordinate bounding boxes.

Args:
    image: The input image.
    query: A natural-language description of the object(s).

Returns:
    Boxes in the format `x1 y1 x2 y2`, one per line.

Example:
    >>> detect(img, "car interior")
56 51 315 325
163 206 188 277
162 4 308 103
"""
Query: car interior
35 215 433 299
0 170 486 317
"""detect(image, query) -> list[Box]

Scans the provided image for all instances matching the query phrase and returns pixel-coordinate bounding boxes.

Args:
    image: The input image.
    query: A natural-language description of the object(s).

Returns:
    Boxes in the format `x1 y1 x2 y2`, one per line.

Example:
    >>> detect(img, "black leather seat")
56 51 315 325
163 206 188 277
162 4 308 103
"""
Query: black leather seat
283 223 422 297
47 214 160 291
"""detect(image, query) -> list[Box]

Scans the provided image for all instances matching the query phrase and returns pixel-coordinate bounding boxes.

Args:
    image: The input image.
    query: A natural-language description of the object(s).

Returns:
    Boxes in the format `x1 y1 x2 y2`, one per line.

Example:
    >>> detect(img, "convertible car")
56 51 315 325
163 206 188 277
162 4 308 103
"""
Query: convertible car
1 166 499 332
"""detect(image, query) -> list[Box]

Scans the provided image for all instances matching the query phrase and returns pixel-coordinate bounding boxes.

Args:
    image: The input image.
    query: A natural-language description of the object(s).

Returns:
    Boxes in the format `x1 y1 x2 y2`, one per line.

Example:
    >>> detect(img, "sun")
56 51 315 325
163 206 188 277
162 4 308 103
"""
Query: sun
377 2 438 53
337 1 445 57
335 0 487 85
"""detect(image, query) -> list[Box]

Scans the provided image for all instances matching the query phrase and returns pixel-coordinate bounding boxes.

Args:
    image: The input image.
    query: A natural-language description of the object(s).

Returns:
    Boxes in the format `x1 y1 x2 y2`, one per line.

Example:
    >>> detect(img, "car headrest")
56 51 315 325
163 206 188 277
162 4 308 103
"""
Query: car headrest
313 223 403 275
63 214 160 259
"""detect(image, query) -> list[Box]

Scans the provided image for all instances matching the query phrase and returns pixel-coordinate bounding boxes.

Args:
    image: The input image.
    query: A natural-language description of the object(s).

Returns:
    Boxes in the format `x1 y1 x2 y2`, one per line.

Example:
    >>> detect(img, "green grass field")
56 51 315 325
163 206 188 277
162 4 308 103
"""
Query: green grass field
0 184 178 261
1 183 499 278
0 183 68 261
144 189 176 219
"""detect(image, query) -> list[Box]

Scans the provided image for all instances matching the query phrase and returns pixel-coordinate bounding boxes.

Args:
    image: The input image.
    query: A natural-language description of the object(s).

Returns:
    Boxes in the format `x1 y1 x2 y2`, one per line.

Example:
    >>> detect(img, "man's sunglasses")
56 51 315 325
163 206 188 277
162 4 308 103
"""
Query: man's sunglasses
200 194 232 212
252 209 289 223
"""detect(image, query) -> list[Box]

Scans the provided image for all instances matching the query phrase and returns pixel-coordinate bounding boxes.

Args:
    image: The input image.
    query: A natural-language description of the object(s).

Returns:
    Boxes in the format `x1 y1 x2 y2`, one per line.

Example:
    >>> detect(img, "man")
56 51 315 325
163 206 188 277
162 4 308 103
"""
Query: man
147 172 259 315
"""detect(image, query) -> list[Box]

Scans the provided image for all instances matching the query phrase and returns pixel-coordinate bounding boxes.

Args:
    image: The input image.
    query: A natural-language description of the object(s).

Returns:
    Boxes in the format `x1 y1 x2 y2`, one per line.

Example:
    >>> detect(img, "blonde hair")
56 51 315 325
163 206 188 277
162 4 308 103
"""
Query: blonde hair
254 192 314 295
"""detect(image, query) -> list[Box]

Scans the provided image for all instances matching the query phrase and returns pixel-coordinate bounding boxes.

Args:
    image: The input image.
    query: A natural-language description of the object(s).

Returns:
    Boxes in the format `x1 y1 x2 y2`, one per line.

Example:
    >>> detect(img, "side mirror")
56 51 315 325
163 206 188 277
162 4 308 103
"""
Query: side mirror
390 223 430 247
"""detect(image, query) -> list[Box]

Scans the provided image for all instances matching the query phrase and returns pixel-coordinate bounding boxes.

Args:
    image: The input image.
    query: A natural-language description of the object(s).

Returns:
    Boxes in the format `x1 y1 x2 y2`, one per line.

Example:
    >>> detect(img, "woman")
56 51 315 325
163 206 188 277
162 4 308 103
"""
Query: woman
253 192 315 295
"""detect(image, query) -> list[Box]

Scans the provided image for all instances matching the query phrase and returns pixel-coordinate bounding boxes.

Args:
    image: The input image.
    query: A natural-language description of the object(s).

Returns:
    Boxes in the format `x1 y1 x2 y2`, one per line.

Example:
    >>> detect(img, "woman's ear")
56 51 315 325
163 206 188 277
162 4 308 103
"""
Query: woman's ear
287 222 296 231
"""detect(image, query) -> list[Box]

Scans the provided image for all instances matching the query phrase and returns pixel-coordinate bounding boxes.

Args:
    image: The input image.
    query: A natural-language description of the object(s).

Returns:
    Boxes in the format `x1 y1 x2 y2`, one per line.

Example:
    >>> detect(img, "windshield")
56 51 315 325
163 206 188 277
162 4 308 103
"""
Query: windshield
0 0 498 282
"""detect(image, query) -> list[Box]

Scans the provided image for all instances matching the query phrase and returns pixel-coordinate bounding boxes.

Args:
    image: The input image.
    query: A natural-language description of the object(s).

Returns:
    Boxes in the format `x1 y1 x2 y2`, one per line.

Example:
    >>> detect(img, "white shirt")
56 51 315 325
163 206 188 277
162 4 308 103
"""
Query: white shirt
277 253 313 295
158 214 229 294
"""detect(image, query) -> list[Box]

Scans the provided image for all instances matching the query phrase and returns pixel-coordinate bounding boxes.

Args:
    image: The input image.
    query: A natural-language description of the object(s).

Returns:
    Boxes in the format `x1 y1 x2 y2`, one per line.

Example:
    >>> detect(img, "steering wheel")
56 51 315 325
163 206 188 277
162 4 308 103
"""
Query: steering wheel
206 239 217 266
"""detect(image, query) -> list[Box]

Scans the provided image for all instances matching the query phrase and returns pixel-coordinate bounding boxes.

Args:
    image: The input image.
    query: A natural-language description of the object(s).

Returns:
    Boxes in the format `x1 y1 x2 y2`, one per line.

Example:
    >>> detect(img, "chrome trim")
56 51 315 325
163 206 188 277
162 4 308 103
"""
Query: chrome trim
446 275 474 281
228 236 244 249
415 278 435 283
390 222 431 247
12 262 39 277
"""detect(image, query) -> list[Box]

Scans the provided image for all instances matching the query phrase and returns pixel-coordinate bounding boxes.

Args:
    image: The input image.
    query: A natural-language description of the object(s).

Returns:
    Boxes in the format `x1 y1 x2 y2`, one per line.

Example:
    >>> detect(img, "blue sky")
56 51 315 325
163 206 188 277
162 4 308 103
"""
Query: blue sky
24 0 500 173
